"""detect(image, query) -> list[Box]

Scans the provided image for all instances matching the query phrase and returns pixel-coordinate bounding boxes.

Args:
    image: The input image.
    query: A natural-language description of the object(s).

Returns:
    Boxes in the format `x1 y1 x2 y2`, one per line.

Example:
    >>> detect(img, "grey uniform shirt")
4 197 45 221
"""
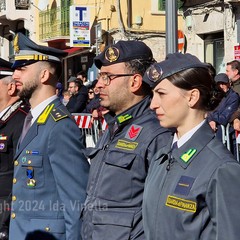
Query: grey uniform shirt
81 96 172 240
143 121 240 240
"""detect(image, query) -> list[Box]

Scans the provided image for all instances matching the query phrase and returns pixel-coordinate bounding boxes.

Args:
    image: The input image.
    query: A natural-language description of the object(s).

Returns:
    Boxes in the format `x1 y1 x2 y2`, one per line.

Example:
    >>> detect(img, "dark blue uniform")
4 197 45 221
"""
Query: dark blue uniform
81 96 172 240
143 122 240 240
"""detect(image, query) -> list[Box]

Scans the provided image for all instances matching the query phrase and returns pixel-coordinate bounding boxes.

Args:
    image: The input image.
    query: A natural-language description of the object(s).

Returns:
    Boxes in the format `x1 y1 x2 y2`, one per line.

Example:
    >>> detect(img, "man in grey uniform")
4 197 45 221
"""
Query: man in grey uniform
9 32 89 240
81 40 172 239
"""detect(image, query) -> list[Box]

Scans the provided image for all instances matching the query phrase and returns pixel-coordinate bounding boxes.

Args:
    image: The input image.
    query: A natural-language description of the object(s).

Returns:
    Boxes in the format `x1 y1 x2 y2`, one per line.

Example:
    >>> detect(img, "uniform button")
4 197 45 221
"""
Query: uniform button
13 178 17 184
11 213 16 219
12 196 17 201
45 227 50 232
28 160 32 165
14 160 19 166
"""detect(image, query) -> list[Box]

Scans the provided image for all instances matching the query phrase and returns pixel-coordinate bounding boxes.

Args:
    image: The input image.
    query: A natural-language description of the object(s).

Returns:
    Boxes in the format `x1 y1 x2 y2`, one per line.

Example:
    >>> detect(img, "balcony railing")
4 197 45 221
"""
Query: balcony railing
39 6 70 41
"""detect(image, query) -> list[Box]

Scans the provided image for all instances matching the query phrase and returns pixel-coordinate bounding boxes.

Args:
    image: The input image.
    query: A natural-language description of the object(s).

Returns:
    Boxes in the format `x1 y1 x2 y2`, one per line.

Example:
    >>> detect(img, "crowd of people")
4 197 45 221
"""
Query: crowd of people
1 32 240 240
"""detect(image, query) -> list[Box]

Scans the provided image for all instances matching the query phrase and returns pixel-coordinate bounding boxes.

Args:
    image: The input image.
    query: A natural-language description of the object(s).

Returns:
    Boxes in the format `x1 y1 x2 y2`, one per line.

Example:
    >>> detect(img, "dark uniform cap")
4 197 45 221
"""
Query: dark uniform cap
12 32 68 69
0 58 13 78
143 52 210 88
214 73 229 84
94 40 153 69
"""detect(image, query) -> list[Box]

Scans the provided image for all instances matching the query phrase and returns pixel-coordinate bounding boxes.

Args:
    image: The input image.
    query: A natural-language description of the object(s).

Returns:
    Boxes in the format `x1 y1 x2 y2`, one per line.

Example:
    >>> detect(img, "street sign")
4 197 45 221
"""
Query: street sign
234 45 240 60
70 6 91 47
178 30 185 53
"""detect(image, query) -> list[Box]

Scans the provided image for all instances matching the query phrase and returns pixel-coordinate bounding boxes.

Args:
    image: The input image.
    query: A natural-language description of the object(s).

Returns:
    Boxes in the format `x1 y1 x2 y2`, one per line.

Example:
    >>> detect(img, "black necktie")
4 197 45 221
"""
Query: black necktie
20 111 33 143
171 142 178 150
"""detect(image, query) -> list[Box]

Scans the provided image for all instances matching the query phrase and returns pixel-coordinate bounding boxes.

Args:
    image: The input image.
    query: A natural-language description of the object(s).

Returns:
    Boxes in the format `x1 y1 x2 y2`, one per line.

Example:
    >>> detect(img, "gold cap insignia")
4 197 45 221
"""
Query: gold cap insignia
147 65 163 82
13 34 19 54
105 47 119 63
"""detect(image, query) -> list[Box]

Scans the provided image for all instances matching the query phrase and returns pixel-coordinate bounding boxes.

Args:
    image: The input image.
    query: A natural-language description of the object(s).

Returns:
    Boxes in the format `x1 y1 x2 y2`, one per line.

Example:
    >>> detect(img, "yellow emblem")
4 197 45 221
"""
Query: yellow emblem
37 104 54 124
13 34 19 54
115 139 138 151
165 195 197 213
105 47 119 63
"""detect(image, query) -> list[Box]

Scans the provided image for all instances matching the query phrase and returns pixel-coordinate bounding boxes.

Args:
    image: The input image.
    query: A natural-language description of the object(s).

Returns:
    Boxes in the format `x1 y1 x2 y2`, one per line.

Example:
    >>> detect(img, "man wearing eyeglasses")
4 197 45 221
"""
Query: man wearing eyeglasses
81 41 172 240
66 79 88 113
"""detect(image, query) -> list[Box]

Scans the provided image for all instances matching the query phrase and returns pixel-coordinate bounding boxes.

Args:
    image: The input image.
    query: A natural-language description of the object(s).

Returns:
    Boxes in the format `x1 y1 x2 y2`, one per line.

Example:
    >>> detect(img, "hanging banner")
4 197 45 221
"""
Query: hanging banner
70 6 91 47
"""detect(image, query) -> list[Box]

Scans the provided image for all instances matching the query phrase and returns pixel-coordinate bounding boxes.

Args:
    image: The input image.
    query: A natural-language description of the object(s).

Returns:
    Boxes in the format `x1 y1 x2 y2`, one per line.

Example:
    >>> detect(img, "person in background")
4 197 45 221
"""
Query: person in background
83 80 100 114
226 60 240 132
76 71 89 86
142 53 240 240
9 32 89 240
66 79 88 113
207 73 239 146
226 60 240 93
81 40 172 240
55 82 63 103
0 58 29 240
62 90 70 106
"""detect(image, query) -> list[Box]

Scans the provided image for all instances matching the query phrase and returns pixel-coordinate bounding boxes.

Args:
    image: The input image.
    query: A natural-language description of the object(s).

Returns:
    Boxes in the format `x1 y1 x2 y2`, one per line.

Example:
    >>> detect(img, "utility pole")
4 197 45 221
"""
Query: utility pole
166 0 178 54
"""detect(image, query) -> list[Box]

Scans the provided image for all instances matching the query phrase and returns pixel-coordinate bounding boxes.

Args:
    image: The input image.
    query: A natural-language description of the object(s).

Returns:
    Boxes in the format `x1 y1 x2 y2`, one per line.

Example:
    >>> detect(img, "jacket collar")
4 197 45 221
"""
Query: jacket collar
157 121 215 169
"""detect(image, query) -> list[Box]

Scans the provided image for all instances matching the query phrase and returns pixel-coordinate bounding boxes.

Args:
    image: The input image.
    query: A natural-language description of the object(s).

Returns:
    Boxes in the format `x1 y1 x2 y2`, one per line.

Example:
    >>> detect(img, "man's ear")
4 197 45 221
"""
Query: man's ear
40 69 50 84
129 74 142 93
7 82 16 96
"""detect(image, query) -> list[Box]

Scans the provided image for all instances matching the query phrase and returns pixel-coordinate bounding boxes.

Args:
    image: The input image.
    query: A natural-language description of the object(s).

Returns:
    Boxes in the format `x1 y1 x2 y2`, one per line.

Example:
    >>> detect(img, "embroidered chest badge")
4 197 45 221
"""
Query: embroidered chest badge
174 176 195 196
165 195 197 213
125 124 143 141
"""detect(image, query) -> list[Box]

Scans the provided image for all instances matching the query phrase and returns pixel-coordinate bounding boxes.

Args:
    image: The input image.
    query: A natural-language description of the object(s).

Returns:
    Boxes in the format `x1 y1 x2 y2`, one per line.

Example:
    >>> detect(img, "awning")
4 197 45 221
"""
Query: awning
64 47 82 54
63 47 90 59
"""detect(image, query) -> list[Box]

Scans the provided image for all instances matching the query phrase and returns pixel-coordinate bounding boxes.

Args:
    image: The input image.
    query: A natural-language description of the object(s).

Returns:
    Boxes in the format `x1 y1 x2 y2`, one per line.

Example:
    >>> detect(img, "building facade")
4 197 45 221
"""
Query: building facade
0 0 185 85
182 0 240 73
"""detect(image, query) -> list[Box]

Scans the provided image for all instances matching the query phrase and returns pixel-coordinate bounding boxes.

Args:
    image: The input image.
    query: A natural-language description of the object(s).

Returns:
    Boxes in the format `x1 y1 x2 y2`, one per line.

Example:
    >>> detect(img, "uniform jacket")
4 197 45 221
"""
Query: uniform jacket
9 98 90 240
0 100 29 229
81 96 172 240
143 122 240 240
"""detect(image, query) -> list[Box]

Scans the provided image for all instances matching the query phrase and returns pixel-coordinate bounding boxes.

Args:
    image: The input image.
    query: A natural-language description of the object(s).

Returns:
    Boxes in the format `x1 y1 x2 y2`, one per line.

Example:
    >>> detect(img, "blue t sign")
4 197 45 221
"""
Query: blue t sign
75 7 87 21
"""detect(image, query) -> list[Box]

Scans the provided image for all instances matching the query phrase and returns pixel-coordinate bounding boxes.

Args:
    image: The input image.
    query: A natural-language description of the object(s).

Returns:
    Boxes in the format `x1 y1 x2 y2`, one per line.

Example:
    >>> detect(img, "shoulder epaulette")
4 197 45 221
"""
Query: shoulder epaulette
50 107 68 122
37 104 54 124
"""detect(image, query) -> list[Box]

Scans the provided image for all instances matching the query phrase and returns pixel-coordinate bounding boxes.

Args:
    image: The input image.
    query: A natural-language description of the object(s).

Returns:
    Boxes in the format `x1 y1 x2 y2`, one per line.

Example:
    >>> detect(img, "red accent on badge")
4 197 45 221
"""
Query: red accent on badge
128 126 141 139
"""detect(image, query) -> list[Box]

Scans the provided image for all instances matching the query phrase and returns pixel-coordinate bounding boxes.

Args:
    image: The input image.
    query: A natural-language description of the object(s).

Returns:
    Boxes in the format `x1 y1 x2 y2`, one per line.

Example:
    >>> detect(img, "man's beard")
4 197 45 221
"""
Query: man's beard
17 84 38 100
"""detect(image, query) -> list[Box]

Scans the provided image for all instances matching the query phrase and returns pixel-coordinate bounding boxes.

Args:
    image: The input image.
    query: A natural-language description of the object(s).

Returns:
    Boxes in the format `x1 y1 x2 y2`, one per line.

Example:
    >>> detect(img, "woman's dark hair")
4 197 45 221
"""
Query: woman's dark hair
167 66 224 111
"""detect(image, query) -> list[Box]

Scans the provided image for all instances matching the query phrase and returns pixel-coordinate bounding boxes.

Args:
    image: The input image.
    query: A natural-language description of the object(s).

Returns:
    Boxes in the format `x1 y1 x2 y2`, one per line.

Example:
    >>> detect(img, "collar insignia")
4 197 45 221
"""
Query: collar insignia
37 104 54 124
117 114 132 124
180 148 197 163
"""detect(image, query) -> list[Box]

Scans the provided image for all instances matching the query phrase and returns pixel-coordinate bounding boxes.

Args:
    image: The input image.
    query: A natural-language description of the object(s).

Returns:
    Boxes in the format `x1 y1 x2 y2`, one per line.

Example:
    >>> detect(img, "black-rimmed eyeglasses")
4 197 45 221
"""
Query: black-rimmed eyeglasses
97 72 134 86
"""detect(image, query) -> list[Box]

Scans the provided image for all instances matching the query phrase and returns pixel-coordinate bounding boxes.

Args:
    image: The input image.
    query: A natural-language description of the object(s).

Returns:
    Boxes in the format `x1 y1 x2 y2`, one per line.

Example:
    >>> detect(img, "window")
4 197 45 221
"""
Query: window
151 0 182 14
204 32 224 74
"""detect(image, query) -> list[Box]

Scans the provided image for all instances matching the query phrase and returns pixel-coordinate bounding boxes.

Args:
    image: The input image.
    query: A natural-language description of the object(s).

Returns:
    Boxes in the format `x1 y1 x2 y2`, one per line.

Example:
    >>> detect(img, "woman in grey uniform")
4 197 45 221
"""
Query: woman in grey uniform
142 53 240 240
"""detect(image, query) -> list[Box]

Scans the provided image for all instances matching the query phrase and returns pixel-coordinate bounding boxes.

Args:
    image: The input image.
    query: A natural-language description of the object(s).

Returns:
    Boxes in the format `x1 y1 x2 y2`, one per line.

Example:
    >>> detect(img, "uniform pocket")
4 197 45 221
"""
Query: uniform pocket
96 151 136 202
20 155 44 189
92 210 134 240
